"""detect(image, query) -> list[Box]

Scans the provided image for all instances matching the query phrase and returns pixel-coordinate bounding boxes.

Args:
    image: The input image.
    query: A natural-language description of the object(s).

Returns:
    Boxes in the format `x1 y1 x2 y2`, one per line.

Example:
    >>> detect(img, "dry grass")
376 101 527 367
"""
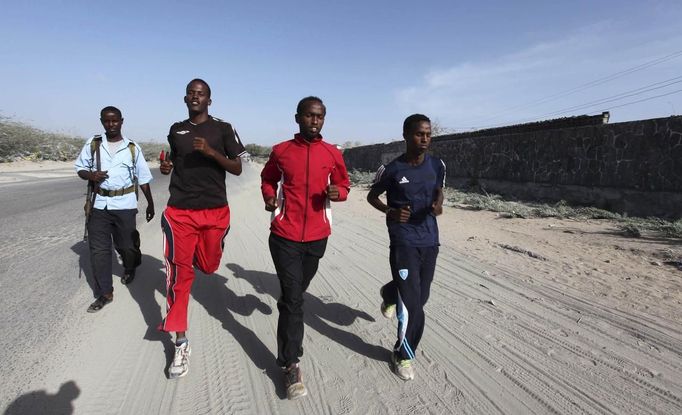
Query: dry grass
347 169 681 238
0 117 165 162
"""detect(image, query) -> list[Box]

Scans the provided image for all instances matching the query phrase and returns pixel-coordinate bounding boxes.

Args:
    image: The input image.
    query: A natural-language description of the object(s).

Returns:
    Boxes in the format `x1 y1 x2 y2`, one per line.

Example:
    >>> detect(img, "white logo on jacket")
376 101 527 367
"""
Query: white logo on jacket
399 176 410 184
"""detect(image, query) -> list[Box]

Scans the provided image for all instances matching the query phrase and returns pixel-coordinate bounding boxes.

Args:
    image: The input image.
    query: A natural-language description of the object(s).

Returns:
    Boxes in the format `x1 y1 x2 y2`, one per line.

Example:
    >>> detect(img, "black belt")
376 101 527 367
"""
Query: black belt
97 186 136 197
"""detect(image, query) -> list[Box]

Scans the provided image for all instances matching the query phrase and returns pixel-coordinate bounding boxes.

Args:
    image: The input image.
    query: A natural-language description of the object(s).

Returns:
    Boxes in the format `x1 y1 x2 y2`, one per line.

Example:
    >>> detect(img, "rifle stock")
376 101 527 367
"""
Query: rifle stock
83 180 97 241
83 135 102 241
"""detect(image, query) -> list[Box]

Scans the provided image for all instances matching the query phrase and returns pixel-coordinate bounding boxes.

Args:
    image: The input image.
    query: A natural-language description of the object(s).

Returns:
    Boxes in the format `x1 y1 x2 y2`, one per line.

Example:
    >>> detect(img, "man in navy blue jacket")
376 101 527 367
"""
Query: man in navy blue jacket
366 113 445 381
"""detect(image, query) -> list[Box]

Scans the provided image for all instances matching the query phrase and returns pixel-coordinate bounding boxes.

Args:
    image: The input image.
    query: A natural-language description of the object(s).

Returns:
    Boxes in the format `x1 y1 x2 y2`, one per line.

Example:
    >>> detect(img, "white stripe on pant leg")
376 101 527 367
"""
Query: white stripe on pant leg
395 292 415 359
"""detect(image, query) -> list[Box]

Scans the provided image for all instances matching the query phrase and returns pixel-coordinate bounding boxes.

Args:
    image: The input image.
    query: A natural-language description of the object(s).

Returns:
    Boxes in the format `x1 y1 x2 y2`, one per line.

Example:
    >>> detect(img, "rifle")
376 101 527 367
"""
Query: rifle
83 181 97 241
83 136 102 241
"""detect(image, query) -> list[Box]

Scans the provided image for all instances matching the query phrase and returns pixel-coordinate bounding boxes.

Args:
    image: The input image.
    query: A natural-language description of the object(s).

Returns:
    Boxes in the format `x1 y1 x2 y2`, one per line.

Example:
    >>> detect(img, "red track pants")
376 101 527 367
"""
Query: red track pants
159 205 230 332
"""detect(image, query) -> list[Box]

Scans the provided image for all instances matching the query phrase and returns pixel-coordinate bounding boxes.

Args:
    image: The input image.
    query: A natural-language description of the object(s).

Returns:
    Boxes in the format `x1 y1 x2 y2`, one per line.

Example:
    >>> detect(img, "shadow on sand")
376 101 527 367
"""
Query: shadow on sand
225 263 387 363
70 240 175 368
70 241 97 297
190 271 287 398
124 254 176 372
4 380 80 415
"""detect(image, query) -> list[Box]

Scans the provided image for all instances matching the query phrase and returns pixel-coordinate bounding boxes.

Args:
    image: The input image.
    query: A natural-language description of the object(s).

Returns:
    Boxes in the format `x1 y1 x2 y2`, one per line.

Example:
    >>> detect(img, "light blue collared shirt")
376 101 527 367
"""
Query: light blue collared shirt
74 136 153 210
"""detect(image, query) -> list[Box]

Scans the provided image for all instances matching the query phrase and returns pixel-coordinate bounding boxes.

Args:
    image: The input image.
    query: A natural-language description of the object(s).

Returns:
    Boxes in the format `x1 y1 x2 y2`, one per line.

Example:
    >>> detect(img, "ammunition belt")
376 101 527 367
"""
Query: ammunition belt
97 186 136 197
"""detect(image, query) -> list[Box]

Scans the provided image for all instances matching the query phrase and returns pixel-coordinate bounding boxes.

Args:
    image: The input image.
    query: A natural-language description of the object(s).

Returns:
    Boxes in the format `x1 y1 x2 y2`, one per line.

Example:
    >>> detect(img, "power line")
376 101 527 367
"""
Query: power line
600 87 682 111
458 49 682 126
456 82 682 132
525 75 682 120
522 88 682 129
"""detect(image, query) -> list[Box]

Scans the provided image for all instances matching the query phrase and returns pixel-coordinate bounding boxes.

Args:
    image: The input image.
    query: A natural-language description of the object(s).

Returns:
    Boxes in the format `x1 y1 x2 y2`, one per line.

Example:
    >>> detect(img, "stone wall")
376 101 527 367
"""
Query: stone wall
343 115 682 218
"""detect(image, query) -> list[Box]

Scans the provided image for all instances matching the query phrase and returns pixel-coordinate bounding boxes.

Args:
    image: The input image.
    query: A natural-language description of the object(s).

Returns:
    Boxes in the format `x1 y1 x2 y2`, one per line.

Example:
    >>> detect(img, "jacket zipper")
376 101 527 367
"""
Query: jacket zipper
302 144 310 241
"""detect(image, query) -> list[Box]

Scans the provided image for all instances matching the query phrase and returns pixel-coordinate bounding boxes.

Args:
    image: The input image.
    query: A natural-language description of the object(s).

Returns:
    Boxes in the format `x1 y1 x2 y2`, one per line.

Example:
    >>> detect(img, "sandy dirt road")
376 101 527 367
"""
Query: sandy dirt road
1 161 681 414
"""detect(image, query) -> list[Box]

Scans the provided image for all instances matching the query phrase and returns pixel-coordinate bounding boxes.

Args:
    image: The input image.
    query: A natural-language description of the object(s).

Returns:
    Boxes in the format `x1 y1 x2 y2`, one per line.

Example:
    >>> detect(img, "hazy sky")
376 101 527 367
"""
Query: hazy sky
1 0 680 145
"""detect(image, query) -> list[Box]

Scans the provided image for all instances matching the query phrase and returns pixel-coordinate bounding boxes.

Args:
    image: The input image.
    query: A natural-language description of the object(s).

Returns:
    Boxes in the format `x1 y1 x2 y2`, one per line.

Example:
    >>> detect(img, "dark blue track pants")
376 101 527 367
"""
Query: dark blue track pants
381 245 438 361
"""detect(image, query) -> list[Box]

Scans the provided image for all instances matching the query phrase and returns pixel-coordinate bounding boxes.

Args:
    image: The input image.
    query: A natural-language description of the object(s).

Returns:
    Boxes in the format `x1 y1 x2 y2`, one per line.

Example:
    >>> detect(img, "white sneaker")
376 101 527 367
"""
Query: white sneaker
391 354 415 381
379 287 396 319
381 302 396 319
169 341 191 379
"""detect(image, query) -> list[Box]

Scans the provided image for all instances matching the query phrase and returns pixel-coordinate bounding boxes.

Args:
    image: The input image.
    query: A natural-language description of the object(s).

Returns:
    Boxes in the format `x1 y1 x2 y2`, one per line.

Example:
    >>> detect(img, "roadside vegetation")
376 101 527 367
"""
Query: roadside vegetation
244 143 272 162
348 169 682 239
0 117 273 164
0 117 83 162
0 117 166 162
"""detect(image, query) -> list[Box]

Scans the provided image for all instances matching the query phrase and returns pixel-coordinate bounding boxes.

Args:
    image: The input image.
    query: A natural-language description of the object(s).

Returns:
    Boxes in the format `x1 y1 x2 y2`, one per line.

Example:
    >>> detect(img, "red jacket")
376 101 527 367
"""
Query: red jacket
261 134 350 242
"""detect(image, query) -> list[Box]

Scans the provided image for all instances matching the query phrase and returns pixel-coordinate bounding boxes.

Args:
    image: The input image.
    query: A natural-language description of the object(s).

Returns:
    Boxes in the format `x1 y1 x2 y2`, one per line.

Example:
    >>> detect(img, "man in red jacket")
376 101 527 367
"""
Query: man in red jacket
261 96 350 400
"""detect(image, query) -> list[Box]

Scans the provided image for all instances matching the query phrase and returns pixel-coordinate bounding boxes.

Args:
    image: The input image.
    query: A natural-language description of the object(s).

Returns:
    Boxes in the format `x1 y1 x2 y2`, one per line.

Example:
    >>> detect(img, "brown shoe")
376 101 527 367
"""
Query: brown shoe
284 363 307 400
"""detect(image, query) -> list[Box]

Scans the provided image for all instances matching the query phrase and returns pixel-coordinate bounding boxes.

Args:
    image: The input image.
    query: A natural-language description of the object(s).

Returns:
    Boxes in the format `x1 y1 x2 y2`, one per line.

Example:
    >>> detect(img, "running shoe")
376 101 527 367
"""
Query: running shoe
284 363 307 400
169 340 191 379
391 354 415 381
379 287 396 319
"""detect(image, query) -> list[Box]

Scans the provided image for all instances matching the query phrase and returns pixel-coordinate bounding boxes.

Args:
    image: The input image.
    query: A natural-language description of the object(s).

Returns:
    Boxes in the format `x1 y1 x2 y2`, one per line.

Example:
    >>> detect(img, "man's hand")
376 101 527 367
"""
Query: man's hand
89 170 108 182
264 197 278 212
146 203 155 222
193 137 215 157
432 188 444 216
387 206 411 223
326 184 340 201
431 200 443 216
160 160 173 175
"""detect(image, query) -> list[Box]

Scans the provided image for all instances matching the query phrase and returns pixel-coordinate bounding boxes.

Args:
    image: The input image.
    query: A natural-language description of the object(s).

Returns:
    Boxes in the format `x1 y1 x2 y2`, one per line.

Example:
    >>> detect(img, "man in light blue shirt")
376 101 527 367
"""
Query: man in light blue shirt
75 106 155 313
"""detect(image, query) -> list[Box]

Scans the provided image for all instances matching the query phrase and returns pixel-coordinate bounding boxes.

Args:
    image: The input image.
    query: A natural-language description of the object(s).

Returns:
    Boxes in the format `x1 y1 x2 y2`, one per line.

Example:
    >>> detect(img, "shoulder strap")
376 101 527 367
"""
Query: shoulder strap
128 141 136 169
90 135 102 172
88 135 102 196
127 141 139 200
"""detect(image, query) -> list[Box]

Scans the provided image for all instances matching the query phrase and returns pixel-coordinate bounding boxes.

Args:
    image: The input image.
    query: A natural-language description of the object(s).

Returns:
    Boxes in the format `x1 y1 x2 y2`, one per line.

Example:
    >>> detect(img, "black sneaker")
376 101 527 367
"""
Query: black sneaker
121 270 135 285
284 363 307 400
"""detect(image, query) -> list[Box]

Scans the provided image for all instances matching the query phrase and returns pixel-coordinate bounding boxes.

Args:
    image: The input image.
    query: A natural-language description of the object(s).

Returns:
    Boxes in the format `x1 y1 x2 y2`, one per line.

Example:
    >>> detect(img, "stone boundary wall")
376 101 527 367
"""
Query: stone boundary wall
343 115 682 218
439 112 609 140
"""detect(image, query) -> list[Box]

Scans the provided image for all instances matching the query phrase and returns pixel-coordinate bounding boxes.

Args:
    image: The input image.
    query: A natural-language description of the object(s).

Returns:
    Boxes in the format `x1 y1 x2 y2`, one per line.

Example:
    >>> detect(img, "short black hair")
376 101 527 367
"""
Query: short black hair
100 106 122 119
186 78 211 97
403 113 430 134
297 96 325 115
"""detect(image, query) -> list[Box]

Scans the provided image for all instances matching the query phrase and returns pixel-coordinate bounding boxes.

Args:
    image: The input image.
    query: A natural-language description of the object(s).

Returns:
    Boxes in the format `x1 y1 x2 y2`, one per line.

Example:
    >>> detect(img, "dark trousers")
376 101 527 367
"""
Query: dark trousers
88 208 141 297
381 245 438 361
268 233 328 367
